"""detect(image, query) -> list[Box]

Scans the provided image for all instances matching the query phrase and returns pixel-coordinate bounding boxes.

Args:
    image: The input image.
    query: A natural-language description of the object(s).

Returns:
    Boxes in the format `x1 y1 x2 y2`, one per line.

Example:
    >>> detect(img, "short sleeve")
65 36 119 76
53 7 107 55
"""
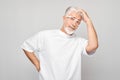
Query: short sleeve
21 32 43 53
82 39 95 56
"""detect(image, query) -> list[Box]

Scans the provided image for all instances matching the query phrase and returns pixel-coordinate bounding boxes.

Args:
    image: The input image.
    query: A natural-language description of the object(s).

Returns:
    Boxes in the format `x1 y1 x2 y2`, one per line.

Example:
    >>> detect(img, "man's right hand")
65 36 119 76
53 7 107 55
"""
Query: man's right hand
35 63 40 72
23 49 41 72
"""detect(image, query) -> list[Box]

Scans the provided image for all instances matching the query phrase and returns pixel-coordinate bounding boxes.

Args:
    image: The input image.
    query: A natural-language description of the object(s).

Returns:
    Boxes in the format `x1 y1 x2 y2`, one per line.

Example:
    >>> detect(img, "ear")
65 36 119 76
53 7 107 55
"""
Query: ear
63 16 67 22
63 16 65 20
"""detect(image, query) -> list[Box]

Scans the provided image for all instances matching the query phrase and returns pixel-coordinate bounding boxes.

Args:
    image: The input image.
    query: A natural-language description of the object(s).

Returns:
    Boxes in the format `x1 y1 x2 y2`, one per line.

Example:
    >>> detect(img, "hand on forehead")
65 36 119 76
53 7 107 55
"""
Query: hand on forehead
68 11 82 20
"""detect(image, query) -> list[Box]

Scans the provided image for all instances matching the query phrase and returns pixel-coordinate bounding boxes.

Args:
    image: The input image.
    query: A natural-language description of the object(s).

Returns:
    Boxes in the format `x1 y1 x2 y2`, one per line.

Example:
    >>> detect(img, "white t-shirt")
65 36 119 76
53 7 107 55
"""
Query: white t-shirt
21 29 94 80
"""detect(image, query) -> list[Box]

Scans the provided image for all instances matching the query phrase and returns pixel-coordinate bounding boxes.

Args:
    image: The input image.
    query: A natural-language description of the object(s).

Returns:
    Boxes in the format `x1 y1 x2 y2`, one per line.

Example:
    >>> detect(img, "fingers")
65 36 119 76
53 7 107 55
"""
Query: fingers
80 9 87 14
79 9 90 22
37 66 40 72
80 9 88 17
79 9 85 21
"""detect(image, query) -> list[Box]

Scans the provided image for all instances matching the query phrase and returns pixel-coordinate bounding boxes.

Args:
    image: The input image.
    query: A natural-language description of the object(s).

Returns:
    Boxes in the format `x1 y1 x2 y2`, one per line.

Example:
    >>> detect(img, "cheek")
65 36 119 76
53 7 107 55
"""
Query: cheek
64 21 69 26
66 21 72 26
64 19 73 26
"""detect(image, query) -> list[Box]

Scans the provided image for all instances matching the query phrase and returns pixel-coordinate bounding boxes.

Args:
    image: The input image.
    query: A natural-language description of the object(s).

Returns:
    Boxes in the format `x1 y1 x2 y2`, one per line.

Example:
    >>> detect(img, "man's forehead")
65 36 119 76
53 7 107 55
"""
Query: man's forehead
68 11 82 19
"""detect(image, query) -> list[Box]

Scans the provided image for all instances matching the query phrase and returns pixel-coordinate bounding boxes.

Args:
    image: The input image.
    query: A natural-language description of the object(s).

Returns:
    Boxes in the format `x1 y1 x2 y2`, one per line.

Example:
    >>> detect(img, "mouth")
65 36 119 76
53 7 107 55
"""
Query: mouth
69 25 76 30
64 26 75 35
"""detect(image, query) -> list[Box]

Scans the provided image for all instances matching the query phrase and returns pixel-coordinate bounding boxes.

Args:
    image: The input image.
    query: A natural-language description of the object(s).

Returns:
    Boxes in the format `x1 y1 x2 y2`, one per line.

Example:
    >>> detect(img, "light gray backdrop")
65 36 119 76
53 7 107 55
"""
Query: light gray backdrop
0 0 120 80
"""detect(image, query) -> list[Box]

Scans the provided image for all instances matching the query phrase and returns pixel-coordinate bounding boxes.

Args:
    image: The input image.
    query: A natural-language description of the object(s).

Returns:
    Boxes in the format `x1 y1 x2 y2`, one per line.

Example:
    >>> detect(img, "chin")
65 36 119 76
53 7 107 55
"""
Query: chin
64 26 75 35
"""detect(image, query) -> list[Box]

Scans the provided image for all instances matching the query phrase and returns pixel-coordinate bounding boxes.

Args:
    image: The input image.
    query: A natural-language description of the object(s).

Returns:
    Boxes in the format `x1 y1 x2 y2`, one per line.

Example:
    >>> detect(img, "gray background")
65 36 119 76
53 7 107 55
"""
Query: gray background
0 0 120 80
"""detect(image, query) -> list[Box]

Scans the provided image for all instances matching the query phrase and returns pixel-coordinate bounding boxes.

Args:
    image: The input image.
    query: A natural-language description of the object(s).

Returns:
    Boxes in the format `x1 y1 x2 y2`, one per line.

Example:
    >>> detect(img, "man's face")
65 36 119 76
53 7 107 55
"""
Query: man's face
63 11 82 32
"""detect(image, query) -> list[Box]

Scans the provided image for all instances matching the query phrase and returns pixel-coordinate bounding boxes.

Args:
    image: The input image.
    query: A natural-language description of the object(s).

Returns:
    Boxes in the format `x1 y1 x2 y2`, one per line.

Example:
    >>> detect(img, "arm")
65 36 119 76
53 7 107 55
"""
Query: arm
80 9 99 54
23 49 40 72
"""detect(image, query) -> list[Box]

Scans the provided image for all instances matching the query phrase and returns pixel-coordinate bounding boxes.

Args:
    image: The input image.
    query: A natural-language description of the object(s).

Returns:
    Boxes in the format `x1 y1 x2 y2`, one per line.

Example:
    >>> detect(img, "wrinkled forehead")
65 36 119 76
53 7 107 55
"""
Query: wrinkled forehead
67 11 82 19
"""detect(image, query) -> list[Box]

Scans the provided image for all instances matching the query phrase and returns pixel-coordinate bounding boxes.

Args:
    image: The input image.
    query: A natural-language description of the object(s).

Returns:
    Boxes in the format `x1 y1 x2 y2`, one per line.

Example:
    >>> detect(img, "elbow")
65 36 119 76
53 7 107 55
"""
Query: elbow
86 43 99 54
91 43 99 51
90 41 99 49
93 44 99 50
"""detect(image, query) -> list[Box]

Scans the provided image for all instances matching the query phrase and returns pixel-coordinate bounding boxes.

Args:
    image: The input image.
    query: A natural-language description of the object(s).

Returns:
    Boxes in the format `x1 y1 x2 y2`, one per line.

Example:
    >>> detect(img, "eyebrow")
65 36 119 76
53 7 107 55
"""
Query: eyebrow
73 16 81 21
73 16 81 20
66 16 81 22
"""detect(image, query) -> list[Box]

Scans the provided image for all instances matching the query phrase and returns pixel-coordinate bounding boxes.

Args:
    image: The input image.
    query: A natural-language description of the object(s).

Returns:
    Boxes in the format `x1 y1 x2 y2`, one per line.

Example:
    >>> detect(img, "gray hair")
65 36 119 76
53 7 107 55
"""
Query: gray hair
64 6 81 16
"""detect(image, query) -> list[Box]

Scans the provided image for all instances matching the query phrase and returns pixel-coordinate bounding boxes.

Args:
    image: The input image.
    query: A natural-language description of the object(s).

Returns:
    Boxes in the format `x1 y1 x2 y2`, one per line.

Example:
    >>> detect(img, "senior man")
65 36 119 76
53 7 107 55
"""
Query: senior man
21 6 98 80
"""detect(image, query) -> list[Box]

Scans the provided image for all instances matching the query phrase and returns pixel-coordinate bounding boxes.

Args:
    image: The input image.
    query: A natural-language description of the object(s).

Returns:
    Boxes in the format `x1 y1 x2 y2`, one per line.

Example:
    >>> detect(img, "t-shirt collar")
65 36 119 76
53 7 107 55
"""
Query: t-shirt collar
58 29 76 38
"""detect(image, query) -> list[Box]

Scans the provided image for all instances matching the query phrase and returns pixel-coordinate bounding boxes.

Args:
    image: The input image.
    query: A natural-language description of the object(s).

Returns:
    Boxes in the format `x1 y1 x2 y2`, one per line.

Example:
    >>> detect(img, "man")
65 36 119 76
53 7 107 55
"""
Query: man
21 6 98 80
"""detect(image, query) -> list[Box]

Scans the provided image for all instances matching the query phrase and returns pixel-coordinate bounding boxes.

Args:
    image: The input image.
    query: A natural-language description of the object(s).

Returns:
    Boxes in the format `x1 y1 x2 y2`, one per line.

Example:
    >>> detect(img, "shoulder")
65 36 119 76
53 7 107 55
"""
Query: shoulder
36 29 58 38
38 29 57 34
76 37 88 43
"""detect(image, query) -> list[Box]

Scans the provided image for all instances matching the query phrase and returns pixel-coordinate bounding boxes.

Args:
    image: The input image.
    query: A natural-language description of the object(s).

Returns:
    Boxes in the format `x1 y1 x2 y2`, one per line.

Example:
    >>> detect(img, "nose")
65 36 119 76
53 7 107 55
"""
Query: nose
71 22 77 30
72 20 78 27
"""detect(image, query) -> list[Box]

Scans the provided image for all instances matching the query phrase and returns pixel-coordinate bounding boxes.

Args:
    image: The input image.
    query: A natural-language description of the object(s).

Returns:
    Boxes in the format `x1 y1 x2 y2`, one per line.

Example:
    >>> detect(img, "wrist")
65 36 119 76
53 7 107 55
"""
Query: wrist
86 19 93 25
